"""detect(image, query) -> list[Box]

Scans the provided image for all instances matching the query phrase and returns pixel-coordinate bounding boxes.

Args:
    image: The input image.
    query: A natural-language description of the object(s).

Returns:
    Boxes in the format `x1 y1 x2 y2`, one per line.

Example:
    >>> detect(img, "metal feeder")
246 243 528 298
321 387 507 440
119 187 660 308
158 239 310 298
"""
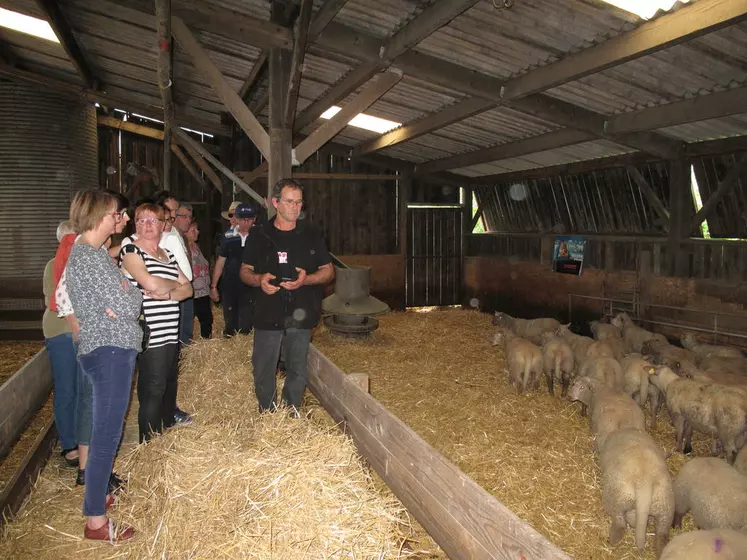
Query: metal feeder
322 265 389 337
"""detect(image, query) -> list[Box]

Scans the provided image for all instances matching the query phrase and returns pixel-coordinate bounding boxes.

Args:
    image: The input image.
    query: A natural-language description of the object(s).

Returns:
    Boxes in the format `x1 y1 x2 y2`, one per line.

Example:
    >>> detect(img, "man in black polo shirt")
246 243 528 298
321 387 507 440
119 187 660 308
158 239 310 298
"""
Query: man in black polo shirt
240 179 334 414
210 203 256 336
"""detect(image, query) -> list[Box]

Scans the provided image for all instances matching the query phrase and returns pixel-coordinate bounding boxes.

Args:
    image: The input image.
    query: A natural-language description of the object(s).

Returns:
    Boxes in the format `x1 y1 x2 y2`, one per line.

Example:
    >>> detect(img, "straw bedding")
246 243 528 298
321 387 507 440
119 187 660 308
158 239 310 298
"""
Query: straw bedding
0 333 417 559
0 342 43 386
313 309 703 560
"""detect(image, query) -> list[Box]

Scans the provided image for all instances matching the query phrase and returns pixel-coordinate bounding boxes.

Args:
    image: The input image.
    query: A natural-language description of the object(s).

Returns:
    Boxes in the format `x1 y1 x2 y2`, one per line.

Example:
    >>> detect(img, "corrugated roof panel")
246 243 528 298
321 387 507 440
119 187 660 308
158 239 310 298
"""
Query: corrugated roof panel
416 0 638 80
334 0 433 39
658 113 747 142
379 140 450 163
189 0 269 20
0 0 46 18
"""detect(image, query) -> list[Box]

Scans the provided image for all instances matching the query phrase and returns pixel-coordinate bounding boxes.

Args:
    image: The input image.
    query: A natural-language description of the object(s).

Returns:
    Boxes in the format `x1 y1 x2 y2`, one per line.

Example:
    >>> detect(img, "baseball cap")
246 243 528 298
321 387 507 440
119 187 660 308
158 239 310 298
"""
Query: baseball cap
221 201 241 220
235 203 257 219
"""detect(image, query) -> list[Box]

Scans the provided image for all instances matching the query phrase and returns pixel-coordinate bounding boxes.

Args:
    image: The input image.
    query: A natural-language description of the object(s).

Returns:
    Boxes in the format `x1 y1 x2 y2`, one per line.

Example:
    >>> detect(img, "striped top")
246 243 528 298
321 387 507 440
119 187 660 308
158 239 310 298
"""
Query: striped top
120 243 180 349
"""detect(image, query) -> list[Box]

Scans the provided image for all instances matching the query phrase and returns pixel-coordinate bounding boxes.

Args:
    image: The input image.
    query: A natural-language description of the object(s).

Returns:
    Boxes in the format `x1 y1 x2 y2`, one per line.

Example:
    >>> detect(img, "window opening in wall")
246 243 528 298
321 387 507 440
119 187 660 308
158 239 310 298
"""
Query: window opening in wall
690 164 711 239
472 191 486 234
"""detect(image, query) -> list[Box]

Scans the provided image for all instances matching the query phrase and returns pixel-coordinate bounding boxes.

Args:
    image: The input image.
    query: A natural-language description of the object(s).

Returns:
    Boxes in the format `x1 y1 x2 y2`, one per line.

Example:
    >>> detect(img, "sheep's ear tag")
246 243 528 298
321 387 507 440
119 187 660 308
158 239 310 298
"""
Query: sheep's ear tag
648 368 656 375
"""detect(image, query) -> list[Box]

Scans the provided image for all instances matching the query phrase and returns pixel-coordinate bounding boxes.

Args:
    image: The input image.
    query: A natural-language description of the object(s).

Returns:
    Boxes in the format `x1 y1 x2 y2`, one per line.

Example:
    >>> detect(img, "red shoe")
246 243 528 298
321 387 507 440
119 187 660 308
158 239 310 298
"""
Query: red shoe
84 519 134 543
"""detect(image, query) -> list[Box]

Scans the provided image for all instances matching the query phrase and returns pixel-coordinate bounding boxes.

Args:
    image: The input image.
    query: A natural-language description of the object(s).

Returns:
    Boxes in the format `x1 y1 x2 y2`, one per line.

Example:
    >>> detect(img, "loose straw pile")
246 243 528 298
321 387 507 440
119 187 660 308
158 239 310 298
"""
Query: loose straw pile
0 333 418 559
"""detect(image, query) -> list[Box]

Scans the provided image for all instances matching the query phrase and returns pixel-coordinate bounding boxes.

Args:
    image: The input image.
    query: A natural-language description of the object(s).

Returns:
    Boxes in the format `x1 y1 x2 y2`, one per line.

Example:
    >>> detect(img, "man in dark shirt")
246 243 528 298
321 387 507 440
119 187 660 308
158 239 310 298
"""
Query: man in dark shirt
210 203 256 336
240 179 334 415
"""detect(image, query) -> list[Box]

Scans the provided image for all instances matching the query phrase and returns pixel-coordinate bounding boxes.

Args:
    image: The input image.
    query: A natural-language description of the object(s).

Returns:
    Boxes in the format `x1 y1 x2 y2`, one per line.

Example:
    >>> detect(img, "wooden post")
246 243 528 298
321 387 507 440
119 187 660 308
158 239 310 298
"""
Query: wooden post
156 0 173 191
638 250 652 322
668 159 691 277
268 1 293 216
398 174 411 257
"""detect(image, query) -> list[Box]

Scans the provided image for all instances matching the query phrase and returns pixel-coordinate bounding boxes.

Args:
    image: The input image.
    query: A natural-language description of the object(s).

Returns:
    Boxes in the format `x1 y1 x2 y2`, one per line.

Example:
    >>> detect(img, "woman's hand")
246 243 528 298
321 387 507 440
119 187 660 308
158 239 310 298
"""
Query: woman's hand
145 290 170 300
210 286 220 302
105 307 118 319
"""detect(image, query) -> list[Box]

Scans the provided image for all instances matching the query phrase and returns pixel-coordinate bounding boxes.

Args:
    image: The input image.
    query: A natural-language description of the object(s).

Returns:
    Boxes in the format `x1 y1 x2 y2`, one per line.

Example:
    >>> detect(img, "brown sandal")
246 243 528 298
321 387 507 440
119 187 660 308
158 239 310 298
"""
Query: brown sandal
84 519 134 543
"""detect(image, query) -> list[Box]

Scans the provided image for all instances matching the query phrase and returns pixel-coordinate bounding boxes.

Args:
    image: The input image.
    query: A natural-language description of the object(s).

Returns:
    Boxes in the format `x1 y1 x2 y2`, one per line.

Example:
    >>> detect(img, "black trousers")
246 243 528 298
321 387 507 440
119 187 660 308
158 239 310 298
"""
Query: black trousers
221 285 253 336
251 328 312 412
136 342 179 442
193 296 214 339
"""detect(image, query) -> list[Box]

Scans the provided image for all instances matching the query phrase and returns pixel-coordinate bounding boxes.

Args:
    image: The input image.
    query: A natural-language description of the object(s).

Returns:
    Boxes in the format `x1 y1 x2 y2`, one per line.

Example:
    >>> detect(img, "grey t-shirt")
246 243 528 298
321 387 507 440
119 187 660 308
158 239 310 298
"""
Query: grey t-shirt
66 242 143 356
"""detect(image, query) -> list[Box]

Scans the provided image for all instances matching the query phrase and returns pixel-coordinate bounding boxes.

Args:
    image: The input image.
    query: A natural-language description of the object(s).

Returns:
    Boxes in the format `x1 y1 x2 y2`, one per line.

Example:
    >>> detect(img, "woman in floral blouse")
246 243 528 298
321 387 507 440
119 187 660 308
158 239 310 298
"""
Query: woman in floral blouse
186 219 213 338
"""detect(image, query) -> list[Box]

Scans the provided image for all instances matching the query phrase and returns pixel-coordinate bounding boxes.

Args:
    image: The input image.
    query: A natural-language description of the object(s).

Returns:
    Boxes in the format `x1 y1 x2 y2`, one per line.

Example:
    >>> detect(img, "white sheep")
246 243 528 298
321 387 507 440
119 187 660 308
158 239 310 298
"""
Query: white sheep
491 312 560 345
681 332 745 362
539 331 574 397
599 428 674 557
660 528 747 559
492 328 544 394
611 312 668 354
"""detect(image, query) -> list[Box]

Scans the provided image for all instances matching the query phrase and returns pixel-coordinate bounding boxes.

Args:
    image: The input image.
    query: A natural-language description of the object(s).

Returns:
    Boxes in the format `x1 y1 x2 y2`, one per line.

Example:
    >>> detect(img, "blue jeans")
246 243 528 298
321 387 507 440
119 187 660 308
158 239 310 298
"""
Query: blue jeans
76 365 93 446
179 297 194 344
251 329 311 412
78 346 136 516
44 333 79 451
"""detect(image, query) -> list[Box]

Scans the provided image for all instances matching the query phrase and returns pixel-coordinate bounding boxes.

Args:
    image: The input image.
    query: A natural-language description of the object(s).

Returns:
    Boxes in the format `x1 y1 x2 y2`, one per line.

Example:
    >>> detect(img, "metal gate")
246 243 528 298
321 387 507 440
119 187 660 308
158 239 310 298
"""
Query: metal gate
406 207 463 307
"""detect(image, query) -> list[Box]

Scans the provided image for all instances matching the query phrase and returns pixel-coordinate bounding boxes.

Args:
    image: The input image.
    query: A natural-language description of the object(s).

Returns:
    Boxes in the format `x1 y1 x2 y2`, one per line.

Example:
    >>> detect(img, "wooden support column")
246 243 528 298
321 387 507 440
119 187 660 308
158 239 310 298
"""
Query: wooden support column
156 0 174 191
398 174 411 257
268 2 293 216
668 159 691 277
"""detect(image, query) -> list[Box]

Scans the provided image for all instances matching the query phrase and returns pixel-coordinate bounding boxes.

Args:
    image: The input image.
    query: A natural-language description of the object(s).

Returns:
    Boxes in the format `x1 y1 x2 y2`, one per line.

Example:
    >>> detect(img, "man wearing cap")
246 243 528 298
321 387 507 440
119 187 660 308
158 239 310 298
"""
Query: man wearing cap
210 203 256 336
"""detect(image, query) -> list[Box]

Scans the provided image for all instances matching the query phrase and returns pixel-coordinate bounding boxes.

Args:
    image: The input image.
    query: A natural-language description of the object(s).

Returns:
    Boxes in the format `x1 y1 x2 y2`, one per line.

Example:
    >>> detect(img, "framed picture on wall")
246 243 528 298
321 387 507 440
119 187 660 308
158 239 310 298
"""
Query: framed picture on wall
552 236 585 275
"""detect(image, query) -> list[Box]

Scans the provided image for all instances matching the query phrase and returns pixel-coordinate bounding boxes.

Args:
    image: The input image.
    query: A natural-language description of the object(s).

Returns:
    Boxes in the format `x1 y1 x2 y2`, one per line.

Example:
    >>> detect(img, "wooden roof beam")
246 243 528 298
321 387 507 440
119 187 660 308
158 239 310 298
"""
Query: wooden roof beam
500 0 747 100
353 97 494 156
171 142 207 191
308 0 349 39
607 86 747 134
285 0 314 129
172 16 270 159
35 0 99 89
293 70 402 164
293 1 479 135
626 165 670 227
314 23 684 159
415 129 596 174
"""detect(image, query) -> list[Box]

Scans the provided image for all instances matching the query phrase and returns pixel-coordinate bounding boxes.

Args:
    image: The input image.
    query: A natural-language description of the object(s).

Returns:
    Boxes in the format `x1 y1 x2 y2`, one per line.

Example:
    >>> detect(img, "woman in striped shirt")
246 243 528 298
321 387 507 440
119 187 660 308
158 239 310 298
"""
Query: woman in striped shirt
120 203 193 442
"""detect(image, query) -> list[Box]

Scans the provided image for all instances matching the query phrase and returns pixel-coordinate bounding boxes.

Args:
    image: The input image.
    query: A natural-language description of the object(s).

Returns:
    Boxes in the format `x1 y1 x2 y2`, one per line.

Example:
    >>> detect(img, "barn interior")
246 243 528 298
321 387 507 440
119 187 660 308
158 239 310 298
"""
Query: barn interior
1 0 747 558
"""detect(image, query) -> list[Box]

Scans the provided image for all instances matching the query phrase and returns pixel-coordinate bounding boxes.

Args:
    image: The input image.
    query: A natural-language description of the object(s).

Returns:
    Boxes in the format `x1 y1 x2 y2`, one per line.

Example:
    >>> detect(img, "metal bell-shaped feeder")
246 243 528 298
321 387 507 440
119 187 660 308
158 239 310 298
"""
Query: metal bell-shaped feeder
322 265 389 337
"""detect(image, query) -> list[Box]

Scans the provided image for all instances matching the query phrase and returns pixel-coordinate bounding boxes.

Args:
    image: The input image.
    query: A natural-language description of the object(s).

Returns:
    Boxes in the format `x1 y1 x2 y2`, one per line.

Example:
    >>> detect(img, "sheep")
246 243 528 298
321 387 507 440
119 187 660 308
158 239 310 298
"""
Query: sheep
681 332 745 362
589 319 622 342
555 324 610 363
693 369 747 393
619 354 664 429
699 355 747 377
598 428 674 557
736 445 747 476
567 376 645 451
649 366 747 463
578 355 624 391
611 312 668 354
641 338 697 375
673 457 747 532
492 328 543 394
539 332 574 397
491 312 560 345
660 528 747 560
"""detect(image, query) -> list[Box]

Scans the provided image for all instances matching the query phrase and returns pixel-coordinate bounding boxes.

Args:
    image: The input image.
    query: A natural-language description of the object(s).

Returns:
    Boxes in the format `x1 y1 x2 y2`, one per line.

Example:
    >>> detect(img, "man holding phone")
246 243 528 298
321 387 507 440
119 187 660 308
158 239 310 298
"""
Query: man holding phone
240 179 334 415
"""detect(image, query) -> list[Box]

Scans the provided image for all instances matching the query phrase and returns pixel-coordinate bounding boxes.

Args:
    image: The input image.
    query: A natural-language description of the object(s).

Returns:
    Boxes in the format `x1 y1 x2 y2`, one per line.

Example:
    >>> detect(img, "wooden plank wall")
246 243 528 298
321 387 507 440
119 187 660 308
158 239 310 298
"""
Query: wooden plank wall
467 233 747 282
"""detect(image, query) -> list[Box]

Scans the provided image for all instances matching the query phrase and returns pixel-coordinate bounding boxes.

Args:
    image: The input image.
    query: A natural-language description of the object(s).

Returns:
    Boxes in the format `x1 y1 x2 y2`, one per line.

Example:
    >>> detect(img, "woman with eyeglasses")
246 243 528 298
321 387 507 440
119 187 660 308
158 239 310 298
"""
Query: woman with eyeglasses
120 203 193 442
64 189 143 542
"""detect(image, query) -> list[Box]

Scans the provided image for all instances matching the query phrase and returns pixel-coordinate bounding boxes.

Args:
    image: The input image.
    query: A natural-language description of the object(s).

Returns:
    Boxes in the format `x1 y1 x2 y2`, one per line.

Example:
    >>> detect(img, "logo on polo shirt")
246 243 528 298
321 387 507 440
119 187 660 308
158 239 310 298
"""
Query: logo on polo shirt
278 251 288 264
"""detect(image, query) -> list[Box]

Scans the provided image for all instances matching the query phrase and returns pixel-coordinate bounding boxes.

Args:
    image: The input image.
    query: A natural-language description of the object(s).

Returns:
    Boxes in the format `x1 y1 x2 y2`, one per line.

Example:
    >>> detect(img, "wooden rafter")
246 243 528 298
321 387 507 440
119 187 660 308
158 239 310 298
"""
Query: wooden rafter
34 0 98 89
308 0 349 39
175 135 223 194
172 17 270 159
294 1 479 136
284 0 314 129
353 97 494 156
415 129 596 174
314 22 684 159
238 53 268 102
500 0 747 100
293 70 403 164
171 142 207 191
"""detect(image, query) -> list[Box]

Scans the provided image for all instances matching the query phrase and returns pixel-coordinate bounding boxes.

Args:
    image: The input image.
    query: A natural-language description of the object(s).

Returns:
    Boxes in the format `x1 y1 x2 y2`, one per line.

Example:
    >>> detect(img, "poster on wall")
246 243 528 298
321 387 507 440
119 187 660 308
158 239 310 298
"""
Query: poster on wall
552 236 585 275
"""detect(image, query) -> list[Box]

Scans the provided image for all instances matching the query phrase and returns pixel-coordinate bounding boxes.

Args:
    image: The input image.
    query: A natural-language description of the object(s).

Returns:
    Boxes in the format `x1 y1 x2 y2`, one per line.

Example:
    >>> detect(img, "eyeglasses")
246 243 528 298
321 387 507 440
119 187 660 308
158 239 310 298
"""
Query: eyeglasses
176 213 192 219
136 217 165 226
279 198 303 207
107 211 123 222
165 216 176 223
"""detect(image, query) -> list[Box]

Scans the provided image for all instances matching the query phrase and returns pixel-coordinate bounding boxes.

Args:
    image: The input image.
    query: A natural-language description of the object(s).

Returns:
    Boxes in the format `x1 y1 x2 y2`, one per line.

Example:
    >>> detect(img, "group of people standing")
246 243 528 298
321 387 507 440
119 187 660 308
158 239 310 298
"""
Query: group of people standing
41 178 334 543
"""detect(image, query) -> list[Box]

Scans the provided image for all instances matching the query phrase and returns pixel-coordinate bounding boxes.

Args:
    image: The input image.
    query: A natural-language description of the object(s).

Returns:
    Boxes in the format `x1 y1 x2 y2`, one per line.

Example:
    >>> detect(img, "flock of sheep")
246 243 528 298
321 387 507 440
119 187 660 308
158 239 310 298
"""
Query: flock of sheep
491 311 747 559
